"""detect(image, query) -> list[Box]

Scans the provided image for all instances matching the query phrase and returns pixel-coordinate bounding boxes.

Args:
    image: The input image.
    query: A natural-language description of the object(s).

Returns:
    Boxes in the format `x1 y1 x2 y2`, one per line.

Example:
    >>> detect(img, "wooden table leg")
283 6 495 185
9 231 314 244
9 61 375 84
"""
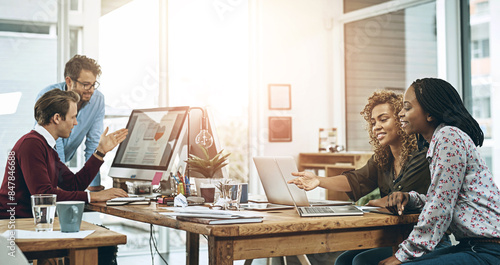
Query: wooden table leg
68 248 98 265
186 231 199 265
208 236 234 265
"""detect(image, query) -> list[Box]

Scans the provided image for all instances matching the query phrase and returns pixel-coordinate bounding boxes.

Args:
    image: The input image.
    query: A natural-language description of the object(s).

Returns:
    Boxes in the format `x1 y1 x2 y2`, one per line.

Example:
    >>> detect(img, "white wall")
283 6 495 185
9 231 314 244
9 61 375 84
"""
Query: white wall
252 0 334 160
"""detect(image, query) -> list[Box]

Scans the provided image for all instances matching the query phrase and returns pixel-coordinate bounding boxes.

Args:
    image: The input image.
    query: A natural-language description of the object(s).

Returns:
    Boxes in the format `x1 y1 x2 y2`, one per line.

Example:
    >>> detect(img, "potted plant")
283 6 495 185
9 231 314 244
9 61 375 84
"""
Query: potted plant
185 146 230 202
185 146 230 179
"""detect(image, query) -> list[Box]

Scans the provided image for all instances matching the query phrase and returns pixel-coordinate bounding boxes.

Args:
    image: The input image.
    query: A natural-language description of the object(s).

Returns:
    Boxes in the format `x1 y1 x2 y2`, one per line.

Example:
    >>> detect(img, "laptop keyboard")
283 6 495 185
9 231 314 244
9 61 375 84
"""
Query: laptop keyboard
301 207 335 214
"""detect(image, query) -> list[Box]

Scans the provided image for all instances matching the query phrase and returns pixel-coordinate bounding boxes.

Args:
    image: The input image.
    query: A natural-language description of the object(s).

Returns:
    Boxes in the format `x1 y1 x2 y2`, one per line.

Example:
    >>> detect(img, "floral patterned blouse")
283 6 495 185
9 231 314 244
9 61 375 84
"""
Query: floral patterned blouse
395 124 500 262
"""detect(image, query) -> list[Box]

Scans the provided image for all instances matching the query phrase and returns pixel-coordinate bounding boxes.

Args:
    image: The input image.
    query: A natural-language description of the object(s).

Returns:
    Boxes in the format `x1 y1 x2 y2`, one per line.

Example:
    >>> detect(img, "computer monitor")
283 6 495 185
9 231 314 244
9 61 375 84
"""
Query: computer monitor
109 106 189 181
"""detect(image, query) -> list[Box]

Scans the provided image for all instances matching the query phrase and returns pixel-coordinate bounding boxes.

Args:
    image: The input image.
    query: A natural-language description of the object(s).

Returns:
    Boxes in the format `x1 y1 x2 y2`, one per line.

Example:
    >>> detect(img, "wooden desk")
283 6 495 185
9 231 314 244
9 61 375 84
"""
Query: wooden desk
0 218 127 265
86 202 417 265
298 152 372 200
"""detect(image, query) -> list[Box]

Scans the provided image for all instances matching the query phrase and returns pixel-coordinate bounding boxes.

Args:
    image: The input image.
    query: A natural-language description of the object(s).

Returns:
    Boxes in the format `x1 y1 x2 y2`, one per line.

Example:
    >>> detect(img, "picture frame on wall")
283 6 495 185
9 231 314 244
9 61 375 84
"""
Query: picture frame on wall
268 84 291 110
269 116 292 142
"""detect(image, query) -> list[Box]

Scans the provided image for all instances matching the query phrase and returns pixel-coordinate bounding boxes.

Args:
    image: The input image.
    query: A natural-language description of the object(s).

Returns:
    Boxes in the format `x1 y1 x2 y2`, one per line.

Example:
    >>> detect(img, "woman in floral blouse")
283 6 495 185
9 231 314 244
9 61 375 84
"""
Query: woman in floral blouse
288 90 443 265
380 78 500 265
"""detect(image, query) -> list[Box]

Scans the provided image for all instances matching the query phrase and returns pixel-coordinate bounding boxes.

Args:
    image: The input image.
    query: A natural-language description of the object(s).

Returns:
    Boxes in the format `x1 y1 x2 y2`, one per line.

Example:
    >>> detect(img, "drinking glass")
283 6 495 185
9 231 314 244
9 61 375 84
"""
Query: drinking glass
221 183 242 210
31 194 57 232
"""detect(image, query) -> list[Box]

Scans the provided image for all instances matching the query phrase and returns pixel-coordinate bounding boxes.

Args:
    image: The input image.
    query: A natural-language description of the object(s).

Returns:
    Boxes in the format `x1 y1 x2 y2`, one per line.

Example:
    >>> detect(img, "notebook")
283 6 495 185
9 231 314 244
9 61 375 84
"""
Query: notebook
253 156 363 217
106 197 151 206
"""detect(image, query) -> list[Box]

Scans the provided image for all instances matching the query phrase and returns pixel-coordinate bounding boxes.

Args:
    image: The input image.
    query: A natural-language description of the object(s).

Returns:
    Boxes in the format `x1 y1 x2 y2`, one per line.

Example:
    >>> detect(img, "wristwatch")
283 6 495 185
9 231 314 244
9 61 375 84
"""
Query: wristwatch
94 149 105 158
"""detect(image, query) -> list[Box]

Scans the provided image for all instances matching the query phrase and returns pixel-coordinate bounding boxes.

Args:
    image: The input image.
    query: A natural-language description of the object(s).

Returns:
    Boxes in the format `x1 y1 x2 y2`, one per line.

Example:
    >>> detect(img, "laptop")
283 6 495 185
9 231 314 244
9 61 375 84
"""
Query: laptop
252 157 363 216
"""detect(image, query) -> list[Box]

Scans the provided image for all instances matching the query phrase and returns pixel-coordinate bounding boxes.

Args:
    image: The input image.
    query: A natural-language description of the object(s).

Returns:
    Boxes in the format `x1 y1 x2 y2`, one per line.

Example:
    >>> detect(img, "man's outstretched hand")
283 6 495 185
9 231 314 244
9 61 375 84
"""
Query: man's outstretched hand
94 127 128 159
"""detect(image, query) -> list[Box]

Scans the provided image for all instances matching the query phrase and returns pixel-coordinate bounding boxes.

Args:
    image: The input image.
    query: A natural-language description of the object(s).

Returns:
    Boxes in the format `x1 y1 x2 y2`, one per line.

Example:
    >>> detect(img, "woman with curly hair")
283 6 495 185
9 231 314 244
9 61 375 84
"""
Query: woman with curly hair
288 90 438 265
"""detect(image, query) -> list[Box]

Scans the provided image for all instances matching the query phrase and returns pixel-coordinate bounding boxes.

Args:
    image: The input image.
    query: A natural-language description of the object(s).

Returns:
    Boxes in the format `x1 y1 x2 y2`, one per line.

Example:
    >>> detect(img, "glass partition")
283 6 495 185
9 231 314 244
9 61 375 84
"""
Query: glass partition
345 1 438 151
467 0 497 180
0 0 59 171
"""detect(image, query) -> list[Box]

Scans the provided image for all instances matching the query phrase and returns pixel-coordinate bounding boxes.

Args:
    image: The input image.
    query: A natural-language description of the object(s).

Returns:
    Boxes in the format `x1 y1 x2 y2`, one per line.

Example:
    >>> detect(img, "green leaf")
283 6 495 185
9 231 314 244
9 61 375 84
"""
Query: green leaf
184 147 231 178
201 146 210 159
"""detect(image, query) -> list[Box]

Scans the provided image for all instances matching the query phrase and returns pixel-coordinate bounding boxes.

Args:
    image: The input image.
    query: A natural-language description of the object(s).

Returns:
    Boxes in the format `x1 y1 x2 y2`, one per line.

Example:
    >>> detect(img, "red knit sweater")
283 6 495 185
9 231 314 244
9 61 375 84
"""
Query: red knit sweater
0 130 103 218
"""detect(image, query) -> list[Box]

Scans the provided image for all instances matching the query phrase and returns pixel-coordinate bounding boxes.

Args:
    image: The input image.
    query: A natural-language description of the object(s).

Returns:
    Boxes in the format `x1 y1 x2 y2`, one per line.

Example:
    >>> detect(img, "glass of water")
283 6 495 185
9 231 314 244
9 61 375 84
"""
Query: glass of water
31 194 57 232
221 183 242 210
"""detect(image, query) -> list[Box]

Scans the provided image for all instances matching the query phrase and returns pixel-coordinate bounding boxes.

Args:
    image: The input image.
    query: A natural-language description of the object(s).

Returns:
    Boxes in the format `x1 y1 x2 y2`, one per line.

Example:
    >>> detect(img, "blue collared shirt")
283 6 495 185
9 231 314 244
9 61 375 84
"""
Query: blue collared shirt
36 82 105 184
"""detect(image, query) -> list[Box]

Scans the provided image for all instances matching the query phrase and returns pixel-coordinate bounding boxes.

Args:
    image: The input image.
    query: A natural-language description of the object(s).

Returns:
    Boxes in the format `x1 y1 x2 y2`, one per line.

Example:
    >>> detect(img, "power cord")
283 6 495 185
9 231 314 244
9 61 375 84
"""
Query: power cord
150 224 169 265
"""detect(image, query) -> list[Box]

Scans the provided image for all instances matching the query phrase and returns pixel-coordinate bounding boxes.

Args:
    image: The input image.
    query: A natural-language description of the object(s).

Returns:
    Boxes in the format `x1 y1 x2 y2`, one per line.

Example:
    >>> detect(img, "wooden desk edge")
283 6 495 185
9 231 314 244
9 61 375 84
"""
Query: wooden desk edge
86 203 419 237
0 219 127 252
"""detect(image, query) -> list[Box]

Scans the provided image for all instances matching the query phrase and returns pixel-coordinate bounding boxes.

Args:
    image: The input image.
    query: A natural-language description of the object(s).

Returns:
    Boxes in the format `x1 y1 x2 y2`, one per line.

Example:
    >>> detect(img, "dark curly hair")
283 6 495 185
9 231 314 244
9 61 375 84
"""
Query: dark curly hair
361 90 417 171
64 54 102 81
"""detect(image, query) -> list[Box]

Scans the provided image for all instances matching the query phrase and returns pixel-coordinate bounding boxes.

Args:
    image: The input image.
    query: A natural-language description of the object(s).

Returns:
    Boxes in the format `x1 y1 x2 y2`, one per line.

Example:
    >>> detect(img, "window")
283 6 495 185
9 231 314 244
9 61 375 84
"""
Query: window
344 0 393 13
69 28 81 57
472 39 490 58
70 0 80 11
0 1 59 172
167 0 249 183
475 1 489 15
97 0 162 193
344 1 438 151
0 22 51 34
467 0 497 180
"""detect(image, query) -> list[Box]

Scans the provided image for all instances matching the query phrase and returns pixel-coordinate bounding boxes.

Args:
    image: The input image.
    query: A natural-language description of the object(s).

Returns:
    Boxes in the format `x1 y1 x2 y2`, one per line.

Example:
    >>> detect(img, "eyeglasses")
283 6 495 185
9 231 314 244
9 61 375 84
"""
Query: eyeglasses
72 78 100 90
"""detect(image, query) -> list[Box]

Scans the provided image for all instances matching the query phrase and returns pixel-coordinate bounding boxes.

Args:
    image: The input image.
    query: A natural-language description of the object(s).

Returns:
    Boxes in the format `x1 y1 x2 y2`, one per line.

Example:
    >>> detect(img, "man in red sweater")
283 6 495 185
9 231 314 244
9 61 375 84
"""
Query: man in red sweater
0 89 128 218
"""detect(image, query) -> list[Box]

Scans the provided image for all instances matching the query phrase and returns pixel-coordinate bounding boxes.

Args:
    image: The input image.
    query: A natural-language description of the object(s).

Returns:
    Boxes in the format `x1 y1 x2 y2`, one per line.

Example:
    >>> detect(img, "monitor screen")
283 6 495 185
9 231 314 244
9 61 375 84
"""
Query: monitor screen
109 107 189 180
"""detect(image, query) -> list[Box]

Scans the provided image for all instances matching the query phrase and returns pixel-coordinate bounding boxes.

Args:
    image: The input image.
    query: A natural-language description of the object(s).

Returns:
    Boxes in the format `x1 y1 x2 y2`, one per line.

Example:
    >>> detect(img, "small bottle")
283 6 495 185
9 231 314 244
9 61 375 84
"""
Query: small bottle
167 172 177 196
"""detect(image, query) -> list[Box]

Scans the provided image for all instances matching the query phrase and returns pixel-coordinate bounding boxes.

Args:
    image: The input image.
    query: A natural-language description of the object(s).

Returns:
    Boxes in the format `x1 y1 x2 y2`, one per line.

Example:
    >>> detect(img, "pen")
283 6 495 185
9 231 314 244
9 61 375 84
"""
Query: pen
177 171 185 194
177 171 186 195
171 172 180 184
184 176 190 196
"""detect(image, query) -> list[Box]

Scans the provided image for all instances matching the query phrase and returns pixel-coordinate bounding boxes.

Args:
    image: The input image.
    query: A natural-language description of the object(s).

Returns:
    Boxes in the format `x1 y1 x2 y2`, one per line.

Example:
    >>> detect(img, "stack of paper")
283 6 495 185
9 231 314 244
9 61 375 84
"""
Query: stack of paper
175 216 263 225
160 207 264 225
106 197 150 206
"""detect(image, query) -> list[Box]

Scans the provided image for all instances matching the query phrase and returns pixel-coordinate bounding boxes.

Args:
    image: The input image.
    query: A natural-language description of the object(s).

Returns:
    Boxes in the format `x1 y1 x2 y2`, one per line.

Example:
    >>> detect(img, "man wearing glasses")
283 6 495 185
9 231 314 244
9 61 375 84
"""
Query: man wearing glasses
36 55 105 191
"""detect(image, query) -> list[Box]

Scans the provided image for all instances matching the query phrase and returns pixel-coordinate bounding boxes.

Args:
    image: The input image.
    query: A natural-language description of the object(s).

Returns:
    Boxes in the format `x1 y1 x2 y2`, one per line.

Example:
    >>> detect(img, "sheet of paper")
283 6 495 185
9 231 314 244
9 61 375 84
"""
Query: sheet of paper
108 197 146 202
2 230 95 239
159 206 263 219
356 206 380 212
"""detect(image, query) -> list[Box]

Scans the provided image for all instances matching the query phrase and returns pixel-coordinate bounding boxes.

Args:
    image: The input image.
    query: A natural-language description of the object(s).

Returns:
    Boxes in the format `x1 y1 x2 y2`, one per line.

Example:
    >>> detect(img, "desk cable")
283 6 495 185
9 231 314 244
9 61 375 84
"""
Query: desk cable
150 224 169 265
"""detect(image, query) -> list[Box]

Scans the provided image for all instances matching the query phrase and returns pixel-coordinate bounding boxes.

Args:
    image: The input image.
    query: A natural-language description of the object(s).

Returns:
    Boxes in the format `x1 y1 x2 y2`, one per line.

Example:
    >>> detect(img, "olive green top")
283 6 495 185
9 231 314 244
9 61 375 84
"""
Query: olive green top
343 147 431 202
